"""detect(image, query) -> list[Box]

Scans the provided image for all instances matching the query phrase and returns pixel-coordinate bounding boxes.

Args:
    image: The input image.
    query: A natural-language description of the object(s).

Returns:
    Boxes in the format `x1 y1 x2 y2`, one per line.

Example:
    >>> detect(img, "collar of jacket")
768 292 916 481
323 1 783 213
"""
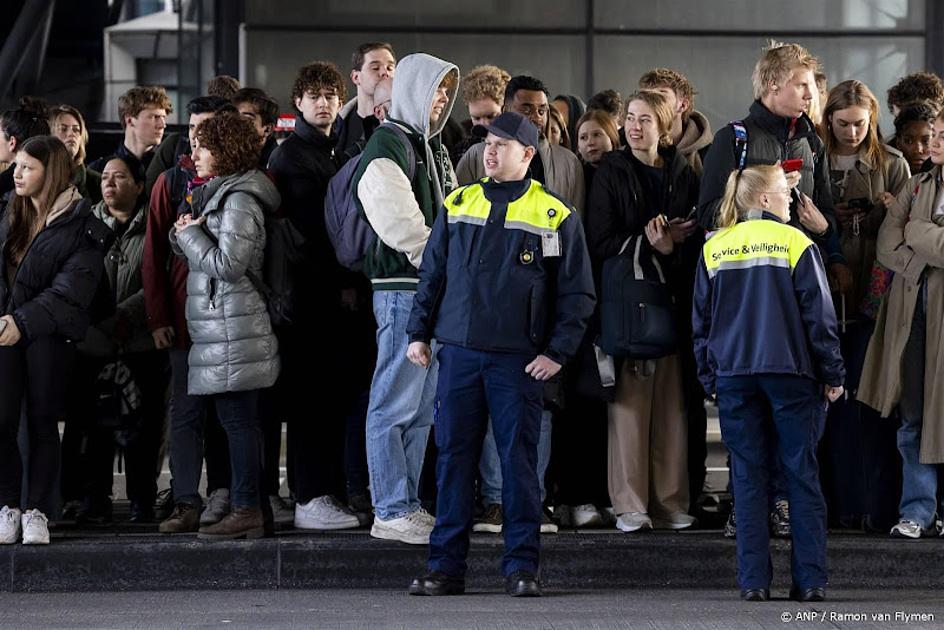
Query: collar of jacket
749 100 820 147
480 177 531 204
92 199 148 236
616 144 687 177
742 208 786 223
292 114 339 152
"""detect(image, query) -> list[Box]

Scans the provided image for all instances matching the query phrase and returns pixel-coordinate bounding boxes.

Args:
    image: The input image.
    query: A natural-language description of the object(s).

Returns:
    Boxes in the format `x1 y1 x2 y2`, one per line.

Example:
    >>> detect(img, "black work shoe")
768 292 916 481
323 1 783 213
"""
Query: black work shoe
408 572 465 596
790 586 826 602
505 571 542 597
741 588 770 602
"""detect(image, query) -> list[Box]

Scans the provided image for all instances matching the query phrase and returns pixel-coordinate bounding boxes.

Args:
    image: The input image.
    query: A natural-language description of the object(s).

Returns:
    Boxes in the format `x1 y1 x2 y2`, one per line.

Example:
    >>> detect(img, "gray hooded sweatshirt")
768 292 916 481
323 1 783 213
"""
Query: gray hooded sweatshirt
354 53 459 286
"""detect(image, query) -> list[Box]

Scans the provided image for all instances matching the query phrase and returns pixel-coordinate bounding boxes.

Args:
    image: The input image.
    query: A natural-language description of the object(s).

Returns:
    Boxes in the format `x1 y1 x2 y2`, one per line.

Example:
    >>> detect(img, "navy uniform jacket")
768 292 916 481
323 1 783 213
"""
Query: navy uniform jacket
692 210 845 395
407 177 596 365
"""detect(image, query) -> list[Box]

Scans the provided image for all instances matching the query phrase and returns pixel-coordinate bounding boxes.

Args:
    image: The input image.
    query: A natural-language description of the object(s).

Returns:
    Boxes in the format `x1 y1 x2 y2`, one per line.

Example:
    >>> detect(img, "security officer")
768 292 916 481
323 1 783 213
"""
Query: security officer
405 112 595 597
692 164 845 603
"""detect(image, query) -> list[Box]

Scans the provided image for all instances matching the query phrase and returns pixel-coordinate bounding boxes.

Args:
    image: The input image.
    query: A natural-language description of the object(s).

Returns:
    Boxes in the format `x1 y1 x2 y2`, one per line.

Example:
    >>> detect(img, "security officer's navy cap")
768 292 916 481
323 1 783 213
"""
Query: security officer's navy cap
474 112 539 149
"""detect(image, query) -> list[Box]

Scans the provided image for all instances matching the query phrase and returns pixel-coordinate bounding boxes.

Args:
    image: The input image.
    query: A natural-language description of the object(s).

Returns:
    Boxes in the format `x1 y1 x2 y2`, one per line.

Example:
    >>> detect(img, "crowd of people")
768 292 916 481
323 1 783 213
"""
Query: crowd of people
0 38 942 600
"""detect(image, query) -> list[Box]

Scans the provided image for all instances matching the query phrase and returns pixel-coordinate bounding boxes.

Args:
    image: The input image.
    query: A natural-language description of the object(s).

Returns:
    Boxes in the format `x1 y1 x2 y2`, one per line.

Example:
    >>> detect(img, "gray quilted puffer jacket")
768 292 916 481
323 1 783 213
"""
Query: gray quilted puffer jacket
171 169 281 395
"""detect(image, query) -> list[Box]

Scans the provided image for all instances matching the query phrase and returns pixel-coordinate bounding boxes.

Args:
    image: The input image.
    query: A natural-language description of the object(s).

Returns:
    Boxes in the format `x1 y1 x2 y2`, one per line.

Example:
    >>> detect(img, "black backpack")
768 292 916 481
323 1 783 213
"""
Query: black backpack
598 234 677 359
201 190 306 327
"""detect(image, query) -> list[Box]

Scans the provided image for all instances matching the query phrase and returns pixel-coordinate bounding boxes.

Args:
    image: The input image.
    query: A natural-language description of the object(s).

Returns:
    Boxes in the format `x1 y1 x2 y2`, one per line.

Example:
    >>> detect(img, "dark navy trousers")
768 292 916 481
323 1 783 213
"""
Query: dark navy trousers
427 344 544 578
717 374 828 591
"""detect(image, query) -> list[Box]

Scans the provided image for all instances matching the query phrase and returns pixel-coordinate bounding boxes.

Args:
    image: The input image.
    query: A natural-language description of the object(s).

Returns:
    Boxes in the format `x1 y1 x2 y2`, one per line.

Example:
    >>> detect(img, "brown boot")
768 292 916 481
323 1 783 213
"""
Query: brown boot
158 503 200 533
197 506 264 541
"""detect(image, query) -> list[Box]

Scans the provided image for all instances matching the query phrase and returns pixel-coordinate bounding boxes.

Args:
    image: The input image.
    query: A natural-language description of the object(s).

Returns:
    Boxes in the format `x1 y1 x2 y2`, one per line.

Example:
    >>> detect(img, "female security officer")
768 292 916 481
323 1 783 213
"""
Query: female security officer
405 112 595 598
692 163 844 603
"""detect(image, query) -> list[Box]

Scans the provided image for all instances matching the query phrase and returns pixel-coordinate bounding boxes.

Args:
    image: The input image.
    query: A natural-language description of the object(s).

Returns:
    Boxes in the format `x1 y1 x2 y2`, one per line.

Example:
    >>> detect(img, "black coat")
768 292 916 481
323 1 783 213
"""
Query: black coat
697 100 836 244
0 198 111 341
585 145 701 285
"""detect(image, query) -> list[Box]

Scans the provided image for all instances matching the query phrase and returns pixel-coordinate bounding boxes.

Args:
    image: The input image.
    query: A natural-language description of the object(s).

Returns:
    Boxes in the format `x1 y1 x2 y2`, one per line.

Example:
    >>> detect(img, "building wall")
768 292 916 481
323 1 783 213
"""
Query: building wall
240 0 926 134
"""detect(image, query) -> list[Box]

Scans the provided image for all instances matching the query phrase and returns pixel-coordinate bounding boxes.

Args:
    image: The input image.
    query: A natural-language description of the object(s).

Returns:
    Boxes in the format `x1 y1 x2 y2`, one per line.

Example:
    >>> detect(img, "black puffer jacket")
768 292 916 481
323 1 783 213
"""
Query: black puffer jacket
0 194 111 341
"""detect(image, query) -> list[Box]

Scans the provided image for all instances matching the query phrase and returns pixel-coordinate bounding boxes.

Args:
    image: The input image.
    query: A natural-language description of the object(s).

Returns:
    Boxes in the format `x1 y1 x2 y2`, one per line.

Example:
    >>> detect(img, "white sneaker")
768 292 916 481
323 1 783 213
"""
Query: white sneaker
616 512 652 533
199 488 231 525
890 519 923 539
21 509 50 545
370 510 432 545
572 504 604 528
652 511 697 530
414 507 436 527
0 506 22 544
294 496 360 530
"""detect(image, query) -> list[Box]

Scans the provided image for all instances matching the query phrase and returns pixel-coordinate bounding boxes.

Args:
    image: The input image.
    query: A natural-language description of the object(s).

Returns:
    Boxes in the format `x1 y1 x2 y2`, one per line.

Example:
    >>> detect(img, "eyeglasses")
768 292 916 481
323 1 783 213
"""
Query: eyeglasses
763 188 791 196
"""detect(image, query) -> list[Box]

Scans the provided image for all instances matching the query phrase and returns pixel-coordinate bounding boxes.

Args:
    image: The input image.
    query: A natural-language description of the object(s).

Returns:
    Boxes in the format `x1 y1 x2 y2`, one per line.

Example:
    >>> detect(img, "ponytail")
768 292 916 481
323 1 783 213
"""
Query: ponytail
717 170 741 229
714 164 784 229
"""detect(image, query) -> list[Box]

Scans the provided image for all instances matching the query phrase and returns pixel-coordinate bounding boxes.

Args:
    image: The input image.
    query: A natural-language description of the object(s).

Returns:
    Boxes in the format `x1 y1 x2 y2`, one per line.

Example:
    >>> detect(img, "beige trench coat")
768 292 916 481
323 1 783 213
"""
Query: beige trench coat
858 167 944 463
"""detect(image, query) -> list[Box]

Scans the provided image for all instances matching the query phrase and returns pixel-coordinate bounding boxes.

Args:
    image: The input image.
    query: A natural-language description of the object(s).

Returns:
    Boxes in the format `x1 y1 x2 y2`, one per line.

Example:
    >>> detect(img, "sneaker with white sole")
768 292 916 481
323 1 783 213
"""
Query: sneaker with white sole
199 488 231 526
295 495 360 530
890 519 924 539
572 504 604 528
540 511 559 534
472 503 502 533
21 509 50 545
370 510 433 545
652 511 697 530
414 507 436 527
0 506 22 544
616 512 652 533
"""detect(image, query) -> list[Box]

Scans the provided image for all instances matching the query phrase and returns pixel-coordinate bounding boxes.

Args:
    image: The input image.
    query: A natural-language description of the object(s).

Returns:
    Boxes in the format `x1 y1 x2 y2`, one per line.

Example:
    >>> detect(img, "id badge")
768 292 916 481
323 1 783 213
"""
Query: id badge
542 232 561 257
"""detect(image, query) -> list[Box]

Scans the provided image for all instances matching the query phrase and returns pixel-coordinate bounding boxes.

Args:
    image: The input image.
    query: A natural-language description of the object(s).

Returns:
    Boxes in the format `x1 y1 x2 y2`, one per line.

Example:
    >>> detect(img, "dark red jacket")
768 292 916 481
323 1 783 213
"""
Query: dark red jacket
142 168 190 348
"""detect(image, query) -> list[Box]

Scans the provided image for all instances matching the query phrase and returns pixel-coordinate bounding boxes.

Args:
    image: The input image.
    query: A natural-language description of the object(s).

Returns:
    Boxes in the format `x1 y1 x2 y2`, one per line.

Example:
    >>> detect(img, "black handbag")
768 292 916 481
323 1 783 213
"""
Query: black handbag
598 234 677 359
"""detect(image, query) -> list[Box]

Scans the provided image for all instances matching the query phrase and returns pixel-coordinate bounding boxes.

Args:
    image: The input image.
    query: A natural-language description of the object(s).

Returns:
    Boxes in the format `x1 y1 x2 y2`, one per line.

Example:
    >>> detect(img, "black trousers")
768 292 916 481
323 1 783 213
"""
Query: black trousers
63 351 170 507
0 336 75 510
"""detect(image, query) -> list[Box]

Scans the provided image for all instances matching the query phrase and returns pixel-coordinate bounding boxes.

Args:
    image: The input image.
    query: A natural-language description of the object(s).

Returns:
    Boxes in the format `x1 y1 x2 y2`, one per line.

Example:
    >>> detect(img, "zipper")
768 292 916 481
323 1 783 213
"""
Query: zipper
208 278 217 310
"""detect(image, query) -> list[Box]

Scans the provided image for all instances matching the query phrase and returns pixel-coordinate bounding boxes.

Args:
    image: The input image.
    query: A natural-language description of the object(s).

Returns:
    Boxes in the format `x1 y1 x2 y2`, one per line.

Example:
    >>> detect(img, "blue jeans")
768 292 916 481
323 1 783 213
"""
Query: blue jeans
898 281 939 528
479 410 552 506
367 291 438 521
717 374 828 591
428 345 544 577
208 389 262 509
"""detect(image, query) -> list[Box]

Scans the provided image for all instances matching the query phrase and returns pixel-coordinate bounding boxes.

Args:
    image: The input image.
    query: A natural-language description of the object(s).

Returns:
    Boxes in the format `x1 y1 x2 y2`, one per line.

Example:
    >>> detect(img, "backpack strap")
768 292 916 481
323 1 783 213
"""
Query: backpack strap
730 120 748 171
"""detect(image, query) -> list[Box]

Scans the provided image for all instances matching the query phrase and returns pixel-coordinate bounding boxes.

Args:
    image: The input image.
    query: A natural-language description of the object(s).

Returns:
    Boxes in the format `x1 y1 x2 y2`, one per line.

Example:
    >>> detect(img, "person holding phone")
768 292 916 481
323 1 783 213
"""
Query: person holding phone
0 136 110 545
818 80 910 532
859 108 944 540
693 163 844 602
697 42 836 245
585 90 701 534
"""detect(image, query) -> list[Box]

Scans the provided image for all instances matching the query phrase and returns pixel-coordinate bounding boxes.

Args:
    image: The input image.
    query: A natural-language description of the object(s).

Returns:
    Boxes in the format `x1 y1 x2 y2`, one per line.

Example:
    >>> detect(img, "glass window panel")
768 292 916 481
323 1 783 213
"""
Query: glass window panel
595 0 925 32
593 35 924 135
246 0 585 29
242 31 587 118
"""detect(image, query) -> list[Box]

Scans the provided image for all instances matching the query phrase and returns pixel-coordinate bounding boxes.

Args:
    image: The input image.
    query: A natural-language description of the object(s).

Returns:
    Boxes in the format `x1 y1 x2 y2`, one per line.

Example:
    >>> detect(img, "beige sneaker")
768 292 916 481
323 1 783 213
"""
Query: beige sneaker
370 510 432 545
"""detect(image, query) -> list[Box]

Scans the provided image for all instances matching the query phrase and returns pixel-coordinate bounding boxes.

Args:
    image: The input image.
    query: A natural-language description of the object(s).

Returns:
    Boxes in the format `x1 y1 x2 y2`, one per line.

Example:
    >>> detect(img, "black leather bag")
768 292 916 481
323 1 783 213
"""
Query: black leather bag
598 234 677 359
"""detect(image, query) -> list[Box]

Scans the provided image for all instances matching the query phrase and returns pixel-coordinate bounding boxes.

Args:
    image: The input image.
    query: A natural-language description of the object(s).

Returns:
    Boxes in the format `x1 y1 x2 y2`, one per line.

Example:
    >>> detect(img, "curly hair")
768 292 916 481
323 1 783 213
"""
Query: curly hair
195 112 261 176
118 86 173 126
291 61 347 105
461 65 510 107
887 72 944 113
638 67 696 121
